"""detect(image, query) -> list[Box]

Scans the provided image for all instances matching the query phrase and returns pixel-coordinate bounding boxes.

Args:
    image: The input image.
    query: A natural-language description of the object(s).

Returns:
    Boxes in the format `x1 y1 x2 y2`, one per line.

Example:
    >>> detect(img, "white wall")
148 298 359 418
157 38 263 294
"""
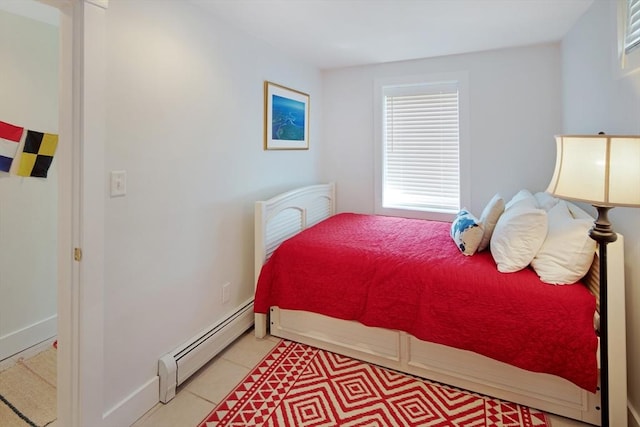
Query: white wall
562 2 640 425
102 0 322 415
321 43 563 216
0 9 58 360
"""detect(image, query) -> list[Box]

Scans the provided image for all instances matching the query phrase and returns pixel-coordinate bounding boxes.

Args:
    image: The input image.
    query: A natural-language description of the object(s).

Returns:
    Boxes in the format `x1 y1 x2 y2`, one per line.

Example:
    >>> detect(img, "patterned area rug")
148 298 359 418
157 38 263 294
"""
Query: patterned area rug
199 340 550 427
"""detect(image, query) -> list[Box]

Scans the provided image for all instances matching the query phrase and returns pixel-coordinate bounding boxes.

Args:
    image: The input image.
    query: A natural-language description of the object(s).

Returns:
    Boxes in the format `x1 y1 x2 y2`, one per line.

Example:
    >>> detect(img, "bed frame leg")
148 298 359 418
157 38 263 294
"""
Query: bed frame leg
255 313 267 338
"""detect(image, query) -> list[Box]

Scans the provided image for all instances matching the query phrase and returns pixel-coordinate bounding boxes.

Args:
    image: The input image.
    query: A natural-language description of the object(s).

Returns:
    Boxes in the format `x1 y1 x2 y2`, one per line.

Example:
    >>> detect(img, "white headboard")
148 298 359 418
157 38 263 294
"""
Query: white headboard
254 183 336 286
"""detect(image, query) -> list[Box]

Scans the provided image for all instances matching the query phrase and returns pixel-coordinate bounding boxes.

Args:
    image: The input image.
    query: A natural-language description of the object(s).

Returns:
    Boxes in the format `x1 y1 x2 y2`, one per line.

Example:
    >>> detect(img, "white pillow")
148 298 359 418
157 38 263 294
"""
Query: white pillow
477 194 505 252
504 189 536 210
565 201 594 220
534 191 560 211
450 209 484 256
490 199 548 273
531 201 596 284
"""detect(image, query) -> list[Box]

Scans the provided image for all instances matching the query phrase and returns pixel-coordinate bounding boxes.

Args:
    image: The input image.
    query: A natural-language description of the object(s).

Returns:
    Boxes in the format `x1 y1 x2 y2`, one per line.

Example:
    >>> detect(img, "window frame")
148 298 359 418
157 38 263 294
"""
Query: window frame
625 0 640 54
617 0 640 76
373 72 470 222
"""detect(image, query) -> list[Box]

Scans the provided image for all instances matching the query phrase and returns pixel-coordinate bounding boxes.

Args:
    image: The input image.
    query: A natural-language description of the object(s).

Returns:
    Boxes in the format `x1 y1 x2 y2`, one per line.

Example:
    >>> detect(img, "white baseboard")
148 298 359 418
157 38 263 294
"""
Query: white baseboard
102 376 159 427
629 401 640 427
0 314 57 361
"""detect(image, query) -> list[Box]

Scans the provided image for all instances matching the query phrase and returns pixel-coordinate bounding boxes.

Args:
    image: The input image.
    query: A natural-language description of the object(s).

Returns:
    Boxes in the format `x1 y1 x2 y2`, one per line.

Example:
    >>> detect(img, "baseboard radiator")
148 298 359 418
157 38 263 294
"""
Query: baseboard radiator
158 298 254 403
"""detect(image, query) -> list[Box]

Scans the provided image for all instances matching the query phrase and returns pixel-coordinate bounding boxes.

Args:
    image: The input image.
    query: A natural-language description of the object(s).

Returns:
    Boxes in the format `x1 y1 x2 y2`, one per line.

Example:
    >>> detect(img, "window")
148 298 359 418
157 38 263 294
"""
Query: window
618 0 640 75
374 73 469 221
625 0 640 54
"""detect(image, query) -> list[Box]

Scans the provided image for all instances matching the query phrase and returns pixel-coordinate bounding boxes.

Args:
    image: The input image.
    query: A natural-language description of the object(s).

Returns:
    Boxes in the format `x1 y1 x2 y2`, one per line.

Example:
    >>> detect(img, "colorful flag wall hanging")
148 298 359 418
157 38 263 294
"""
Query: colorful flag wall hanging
0 120 24 172
17 130 59 178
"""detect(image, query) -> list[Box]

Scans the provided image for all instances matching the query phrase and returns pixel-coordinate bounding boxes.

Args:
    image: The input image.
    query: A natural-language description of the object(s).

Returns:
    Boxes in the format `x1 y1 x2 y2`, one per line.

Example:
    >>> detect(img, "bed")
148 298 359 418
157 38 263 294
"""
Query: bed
253 183 628 426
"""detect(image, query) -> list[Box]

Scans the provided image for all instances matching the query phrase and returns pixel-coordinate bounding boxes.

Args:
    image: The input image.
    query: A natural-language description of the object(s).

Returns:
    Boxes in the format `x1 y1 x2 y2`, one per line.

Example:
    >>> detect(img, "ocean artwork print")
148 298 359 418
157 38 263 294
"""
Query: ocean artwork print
271 95 305 141
264 81 309 150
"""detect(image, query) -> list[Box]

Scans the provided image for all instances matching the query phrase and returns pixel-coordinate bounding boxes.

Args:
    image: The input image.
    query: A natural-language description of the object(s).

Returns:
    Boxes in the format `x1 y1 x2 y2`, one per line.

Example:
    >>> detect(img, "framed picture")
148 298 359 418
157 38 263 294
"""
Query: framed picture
264 81 310 150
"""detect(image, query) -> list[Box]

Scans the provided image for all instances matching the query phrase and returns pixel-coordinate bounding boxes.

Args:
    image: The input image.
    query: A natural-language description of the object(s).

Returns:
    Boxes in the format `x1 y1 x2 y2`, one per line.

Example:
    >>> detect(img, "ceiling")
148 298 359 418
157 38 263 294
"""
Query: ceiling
0 0 59 26
190 0 594 70
0 0 594 69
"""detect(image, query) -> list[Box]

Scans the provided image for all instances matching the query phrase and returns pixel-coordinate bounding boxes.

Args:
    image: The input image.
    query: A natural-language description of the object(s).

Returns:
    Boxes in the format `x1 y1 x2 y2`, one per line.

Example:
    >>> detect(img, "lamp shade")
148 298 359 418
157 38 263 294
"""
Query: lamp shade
547 135 640 207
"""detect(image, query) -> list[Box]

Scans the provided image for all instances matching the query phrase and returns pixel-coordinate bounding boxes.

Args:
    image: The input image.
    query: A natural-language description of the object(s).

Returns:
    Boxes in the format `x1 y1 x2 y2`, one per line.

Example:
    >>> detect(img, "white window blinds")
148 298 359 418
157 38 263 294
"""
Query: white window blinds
382 83 460 213
626 0 640 54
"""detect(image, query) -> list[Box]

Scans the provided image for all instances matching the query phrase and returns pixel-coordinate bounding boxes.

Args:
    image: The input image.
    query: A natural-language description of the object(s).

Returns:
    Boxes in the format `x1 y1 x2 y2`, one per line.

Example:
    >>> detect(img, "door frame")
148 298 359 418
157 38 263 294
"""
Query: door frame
42 0 107 425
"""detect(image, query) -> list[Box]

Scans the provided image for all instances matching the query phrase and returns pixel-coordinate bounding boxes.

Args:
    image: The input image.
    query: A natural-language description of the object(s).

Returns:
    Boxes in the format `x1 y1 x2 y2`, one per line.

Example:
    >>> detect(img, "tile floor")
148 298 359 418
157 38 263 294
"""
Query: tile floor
131 329 591 427
131 329 280 427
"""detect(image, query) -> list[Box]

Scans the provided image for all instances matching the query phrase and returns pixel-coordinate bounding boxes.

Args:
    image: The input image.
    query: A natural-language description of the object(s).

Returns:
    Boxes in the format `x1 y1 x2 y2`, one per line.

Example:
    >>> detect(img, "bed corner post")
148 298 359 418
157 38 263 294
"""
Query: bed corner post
255 199 267 339
329 182 336 215
255 313 267 339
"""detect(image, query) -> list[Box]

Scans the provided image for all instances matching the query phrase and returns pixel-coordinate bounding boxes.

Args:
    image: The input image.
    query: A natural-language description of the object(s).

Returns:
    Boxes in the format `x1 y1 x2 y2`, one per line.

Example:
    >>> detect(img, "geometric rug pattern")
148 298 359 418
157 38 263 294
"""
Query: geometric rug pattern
199 340 549 427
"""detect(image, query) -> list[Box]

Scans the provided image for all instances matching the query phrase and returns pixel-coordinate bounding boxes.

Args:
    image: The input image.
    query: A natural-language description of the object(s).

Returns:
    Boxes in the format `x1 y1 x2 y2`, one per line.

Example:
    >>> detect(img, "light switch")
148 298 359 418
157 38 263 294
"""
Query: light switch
110 170 127 197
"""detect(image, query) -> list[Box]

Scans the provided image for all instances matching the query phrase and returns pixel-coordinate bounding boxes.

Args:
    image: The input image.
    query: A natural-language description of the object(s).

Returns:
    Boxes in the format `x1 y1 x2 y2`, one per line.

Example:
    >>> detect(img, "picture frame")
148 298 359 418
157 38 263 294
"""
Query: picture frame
264 81 310 150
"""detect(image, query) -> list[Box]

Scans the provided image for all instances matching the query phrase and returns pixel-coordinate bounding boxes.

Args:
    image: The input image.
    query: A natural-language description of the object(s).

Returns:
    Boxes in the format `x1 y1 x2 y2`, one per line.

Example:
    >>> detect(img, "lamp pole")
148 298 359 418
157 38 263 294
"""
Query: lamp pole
589 205 617 427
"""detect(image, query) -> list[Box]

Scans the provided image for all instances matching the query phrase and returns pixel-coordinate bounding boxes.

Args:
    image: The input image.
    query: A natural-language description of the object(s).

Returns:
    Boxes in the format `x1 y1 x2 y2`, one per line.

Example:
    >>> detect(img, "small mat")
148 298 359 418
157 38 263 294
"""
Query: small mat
0 347 57 427
199 340 550 426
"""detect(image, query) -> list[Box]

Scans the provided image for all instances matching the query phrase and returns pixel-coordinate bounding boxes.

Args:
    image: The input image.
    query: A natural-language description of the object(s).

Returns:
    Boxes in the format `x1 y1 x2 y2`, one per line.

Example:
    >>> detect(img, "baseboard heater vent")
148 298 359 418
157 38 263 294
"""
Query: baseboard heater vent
158 298 254 403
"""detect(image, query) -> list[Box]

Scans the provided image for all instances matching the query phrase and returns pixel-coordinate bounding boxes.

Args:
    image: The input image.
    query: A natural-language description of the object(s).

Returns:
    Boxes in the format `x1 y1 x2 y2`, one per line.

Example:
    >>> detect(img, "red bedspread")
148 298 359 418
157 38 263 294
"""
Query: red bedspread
254 213 598 392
